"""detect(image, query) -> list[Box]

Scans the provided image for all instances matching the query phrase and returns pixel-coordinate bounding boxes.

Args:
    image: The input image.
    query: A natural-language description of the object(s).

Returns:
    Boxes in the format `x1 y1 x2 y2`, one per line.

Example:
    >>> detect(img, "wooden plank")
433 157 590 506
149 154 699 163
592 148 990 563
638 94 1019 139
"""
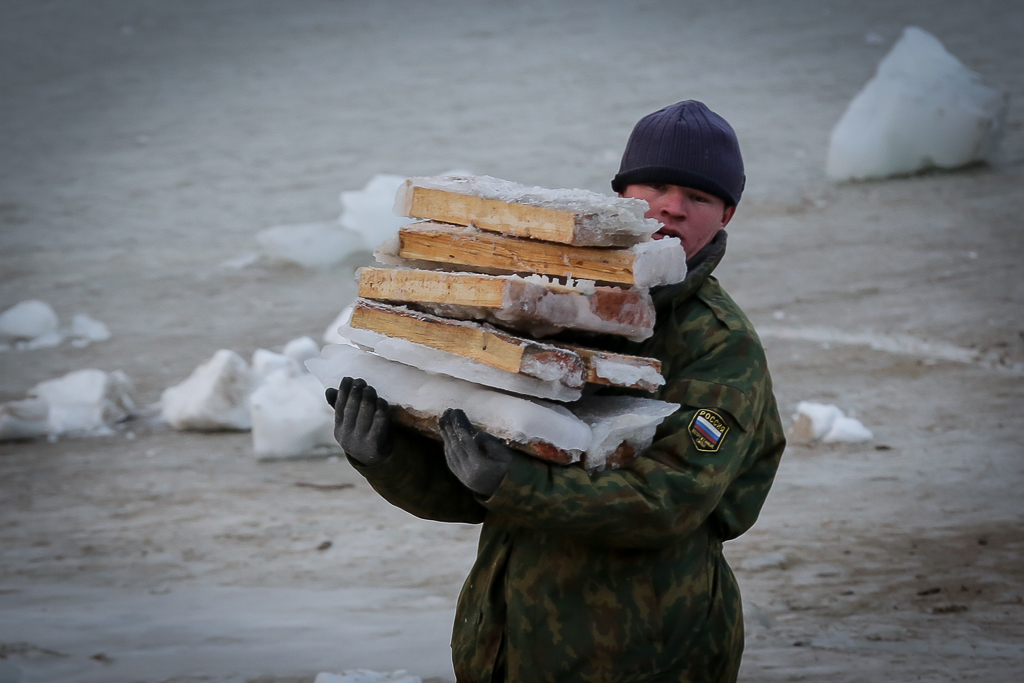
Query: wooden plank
406 185 580 244
349 300 586 388
358 267 657 341
357 267 511 308
397 222 641 285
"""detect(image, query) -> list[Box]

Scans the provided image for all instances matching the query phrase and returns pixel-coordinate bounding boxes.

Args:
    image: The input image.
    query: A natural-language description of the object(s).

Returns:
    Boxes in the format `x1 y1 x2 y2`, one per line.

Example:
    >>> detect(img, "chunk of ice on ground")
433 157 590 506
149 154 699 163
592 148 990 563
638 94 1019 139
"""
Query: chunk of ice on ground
161 350 255 431
314 670 420 683
340 174 416 249
339 323 582 402
250 370 341 460
256 222 367 269
252 349 302 380
29 369 136 437
0 398 50 441
0 300 59 342
827 26 1008 180
567 395 679 471
283 336 320 366
306 344 592 456
396 174 661 246
69 313 111 347
789 401 873 444
323 305 355 344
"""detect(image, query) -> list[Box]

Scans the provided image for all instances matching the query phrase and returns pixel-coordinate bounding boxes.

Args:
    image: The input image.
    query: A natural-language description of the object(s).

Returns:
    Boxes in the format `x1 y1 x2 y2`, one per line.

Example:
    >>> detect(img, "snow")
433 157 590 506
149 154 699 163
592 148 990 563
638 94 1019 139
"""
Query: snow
160 349 255 431
250 370 341 460
314 670 420 683
827 26 1008 180
306 343 593 457
338 322 583 402
568 395 679 471
256 221 367 269
789 401 873 444
396 174 661 246
592 357 665 392
340 174 420 250
0 299 59 341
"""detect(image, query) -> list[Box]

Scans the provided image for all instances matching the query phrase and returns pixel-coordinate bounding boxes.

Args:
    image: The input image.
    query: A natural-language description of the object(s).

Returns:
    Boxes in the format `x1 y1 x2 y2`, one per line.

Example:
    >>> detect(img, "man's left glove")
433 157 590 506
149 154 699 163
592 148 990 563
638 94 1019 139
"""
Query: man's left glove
439 408 514 498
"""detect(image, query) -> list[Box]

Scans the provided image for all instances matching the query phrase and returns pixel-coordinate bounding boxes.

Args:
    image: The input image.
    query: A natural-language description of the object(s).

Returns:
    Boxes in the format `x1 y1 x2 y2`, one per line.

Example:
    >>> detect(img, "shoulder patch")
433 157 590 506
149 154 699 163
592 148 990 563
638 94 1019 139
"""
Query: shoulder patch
688 409 730 452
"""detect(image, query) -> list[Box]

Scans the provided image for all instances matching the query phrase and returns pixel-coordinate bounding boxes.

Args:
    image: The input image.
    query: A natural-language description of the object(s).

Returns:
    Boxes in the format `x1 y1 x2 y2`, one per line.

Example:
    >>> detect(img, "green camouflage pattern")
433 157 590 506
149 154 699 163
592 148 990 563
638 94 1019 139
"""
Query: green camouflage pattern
351 234 786 682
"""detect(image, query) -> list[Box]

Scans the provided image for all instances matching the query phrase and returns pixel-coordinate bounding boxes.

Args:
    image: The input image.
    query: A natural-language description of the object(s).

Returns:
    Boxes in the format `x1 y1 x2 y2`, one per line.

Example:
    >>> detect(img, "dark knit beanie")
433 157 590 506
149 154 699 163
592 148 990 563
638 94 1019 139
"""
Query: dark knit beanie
611 101 745 206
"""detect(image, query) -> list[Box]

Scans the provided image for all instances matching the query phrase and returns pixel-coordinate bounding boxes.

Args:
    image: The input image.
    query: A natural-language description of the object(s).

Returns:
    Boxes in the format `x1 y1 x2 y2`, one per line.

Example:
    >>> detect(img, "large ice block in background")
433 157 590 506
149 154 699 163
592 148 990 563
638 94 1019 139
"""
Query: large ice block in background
161 349 255 431
256 222 366 269
395 174 660 247
250 370 341 460
31 369 136 436
826 26 1008 180
0 300 59 341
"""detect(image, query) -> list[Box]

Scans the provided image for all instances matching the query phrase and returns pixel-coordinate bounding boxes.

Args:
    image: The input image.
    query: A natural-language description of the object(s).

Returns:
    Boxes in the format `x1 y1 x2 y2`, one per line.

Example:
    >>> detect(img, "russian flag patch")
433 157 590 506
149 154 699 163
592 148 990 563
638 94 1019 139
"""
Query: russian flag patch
688 409 730 452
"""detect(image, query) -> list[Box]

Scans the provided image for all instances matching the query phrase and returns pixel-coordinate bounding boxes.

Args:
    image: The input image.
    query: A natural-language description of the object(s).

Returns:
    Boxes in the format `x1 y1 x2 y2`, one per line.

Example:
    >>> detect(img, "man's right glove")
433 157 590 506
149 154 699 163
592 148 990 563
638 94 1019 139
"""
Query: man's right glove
325 377 392 467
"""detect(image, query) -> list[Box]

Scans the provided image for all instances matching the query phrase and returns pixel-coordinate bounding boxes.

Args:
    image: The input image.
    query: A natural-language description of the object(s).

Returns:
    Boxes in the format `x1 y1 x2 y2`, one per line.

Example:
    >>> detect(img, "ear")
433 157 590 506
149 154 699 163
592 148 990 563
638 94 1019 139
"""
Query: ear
721 205 736 227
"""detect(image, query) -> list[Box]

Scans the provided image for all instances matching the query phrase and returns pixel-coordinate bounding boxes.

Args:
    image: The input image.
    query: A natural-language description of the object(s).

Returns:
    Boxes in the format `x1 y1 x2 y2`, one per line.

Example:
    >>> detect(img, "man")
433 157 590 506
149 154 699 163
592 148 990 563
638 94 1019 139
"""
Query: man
326 101 785 682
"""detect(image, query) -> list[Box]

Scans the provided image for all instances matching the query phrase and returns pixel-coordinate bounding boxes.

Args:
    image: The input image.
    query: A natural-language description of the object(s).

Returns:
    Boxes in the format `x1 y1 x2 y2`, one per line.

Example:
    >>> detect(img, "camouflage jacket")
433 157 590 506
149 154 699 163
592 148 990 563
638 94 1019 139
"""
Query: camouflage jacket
351 231 786 682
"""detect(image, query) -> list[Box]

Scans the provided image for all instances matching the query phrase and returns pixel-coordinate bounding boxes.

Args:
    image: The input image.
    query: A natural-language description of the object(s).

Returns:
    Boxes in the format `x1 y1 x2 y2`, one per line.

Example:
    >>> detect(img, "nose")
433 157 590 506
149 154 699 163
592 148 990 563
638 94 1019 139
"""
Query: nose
657 187 688 218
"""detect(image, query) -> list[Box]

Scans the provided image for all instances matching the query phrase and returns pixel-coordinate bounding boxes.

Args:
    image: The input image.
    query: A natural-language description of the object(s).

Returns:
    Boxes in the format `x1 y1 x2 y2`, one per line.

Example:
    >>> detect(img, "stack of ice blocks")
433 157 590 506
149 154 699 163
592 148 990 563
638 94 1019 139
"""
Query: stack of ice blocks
307 175 690 471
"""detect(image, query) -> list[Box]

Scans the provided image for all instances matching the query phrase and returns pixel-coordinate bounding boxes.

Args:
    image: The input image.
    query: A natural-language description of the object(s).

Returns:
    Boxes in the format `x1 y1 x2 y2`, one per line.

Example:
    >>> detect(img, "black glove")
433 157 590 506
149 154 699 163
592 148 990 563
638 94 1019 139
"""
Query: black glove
439 408 513 498
325 377 392 466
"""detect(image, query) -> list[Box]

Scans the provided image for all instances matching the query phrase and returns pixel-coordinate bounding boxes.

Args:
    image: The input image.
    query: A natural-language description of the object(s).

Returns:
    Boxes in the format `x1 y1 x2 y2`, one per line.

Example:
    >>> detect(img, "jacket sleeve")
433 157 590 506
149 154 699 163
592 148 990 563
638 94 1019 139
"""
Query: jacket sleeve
350 424 488 524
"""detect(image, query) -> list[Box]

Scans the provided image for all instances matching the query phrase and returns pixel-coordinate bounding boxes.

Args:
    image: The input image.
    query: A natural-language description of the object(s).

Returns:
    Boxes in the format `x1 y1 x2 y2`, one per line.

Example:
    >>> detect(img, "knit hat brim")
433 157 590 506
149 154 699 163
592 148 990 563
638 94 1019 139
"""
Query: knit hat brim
611 166 742 207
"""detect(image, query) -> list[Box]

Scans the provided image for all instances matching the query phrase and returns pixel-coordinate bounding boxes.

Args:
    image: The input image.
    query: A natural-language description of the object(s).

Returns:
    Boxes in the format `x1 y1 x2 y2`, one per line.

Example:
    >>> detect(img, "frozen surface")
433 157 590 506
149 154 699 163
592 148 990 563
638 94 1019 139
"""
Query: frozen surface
397 174 660 246
568 395 679 471
592 356 665 391
0 299 59 341
250 370 341 460
256 222 367 269
342 322 581 401
160 350 255 431
307 343 592 456
789 401 873 444
315 670 421 683
827 26 1008 180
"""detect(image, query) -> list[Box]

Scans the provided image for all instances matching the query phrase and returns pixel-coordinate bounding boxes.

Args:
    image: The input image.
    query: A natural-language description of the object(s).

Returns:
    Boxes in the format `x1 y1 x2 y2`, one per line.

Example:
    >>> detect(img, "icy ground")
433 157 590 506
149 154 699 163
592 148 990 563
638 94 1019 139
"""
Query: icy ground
1 1 1022 681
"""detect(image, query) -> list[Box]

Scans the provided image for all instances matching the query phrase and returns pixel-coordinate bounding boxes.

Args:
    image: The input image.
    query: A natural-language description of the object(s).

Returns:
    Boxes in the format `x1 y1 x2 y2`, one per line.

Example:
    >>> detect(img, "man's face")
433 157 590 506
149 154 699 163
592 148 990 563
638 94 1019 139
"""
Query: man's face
620 184 735 258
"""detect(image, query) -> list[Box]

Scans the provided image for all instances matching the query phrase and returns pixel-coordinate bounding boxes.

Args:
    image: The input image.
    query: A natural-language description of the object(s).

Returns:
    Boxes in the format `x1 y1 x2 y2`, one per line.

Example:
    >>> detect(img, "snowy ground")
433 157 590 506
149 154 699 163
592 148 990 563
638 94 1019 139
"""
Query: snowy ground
1 1 1023 681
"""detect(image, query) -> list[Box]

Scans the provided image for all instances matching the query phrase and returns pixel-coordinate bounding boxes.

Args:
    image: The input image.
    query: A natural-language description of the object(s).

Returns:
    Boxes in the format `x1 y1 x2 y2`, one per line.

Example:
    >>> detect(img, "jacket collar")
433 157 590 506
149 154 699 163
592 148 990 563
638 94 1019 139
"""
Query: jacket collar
650 229 728 312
